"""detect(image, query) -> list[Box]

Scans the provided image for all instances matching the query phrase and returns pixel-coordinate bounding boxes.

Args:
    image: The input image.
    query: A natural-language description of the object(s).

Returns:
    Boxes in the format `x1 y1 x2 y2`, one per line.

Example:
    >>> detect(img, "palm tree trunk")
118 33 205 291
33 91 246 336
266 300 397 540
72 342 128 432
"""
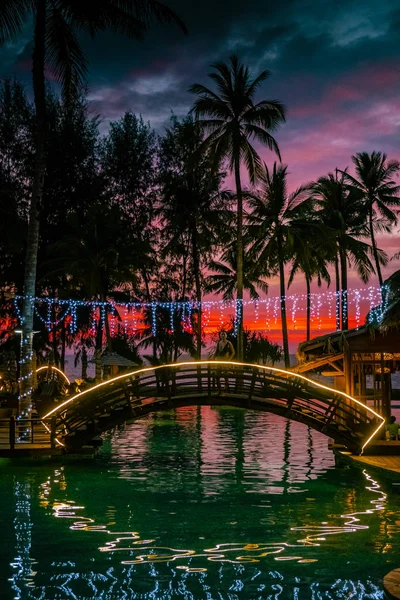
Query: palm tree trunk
142 270 157 361
95 311 103 382
306 276 311 341
182 254 187 301
104 308 112 352
234 158 244 362
335 254 341 331
19 0 47 417
52 323 58 367
142 269 151 301
339 247 348 330
369 205 383 288
51 295 59 366
278 238 290 368
191 227 202 359
60 320 66 371
81 346 88 380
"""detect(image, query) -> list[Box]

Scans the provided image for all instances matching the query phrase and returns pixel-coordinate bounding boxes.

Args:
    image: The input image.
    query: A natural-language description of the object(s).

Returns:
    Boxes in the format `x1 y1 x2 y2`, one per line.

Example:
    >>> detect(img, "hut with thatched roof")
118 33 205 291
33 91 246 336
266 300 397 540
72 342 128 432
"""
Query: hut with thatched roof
295 326 400 419
90 351 139 379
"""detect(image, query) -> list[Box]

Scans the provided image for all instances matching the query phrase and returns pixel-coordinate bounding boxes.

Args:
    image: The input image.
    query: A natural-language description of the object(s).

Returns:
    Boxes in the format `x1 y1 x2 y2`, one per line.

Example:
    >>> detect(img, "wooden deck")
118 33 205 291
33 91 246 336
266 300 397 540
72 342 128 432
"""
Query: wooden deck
384 568 400 599
0 443 63 458
351 455 400 474
336 450 400 478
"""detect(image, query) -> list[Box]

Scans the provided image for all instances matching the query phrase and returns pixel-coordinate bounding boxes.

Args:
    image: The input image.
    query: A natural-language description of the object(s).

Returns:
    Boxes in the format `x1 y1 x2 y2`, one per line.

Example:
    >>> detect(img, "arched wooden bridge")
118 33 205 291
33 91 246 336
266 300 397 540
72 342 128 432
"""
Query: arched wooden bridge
36 365 71 395
43 361 384 454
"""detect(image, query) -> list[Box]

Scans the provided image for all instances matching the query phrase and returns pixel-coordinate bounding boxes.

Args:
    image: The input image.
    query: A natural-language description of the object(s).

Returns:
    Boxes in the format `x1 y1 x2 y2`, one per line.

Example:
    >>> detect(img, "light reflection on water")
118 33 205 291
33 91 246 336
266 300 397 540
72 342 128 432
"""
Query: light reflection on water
2 406 400 599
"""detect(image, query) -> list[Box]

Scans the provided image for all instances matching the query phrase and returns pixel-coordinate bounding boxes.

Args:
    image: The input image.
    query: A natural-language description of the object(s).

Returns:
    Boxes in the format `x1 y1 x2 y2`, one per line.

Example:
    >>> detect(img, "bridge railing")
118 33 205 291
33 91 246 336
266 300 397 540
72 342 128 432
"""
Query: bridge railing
50 362 384 454
0 417 57 450
36 365 70 395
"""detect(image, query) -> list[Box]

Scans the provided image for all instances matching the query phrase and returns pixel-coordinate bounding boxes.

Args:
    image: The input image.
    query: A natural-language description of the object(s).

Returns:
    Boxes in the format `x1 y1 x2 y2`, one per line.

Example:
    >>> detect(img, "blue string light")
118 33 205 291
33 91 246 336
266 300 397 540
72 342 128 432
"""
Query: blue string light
151 302 157 337
12 286 389 336
233 299 242 337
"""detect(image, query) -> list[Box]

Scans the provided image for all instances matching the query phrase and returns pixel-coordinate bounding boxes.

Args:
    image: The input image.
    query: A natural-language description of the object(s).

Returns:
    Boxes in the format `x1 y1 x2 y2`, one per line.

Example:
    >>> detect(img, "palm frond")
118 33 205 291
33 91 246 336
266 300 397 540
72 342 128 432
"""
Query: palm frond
242 123 281 161
46 6 88 97
245 69 269 99
241 137 263 184
0 0 29 44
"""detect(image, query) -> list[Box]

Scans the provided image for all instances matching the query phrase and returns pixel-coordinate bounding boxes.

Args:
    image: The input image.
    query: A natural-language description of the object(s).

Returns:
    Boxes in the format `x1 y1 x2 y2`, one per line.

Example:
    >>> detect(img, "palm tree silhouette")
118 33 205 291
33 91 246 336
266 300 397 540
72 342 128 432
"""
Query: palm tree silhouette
287 222 331 341
340 152 400 288
246 163 311 367
311 171 385 330
0 0 186 413
157 115 231 358
189 55 285 360
205 246 269 302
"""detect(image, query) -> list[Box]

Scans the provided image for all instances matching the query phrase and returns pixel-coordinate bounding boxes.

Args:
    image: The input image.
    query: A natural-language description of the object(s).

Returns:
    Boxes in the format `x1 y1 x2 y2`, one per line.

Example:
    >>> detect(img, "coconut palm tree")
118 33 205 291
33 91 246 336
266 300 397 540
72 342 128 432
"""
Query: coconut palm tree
311 171 387 330
287 223 331 341
205 246 269 302
137 304 197 365
0 0 186 414
340 152 400 288
246 163 311 367
189 55 285 360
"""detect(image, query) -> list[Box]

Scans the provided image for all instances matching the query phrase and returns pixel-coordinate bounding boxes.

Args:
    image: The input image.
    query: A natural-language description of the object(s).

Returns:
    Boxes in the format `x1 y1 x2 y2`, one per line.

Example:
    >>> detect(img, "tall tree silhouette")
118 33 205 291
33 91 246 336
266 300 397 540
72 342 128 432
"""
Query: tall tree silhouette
246 163 312 367
158 115 230 358
189 55 285 360
0 0 186 414
340 152 400 288
205 246 269 302
287 222 331 341
311 171 385 330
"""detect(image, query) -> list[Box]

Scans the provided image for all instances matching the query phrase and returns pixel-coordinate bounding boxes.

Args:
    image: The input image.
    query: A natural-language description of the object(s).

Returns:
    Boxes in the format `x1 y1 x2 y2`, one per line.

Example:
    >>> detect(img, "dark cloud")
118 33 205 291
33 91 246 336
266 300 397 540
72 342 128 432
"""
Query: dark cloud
0 0 399 182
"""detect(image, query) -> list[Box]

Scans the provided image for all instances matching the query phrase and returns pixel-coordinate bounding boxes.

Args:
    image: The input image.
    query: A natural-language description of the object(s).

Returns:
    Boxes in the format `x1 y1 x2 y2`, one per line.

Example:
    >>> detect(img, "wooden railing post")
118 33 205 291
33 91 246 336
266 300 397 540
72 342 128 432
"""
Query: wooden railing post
167 369 172 406
50 417 56 449
9 416 15 450
248 368 257 405
197 365 203 393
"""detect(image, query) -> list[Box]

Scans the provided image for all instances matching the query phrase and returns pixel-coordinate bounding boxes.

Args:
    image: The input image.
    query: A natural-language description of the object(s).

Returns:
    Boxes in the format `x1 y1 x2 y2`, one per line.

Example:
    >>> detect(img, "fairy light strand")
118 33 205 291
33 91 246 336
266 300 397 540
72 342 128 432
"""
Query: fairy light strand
11 286 389 339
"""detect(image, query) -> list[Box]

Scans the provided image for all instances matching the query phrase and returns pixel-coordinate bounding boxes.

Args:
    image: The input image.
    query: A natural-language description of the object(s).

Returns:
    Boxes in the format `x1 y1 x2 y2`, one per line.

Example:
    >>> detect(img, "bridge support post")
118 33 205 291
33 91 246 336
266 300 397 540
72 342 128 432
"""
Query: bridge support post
325 397 339 426
50 416 56 449
248 368 257 405
166 370 172 407
197 365 203 394
9 416 15 450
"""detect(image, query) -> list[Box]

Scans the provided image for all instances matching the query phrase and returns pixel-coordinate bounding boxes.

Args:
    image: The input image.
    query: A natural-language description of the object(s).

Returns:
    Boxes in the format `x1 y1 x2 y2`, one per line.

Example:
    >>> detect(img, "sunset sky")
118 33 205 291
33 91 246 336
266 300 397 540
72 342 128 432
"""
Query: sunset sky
1 0 399 347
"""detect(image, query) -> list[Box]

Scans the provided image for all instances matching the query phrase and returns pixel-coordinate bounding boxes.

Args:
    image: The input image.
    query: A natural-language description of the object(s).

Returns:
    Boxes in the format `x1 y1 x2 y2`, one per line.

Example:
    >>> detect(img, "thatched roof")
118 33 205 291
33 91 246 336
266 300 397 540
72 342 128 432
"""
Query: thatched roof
89 351 139 367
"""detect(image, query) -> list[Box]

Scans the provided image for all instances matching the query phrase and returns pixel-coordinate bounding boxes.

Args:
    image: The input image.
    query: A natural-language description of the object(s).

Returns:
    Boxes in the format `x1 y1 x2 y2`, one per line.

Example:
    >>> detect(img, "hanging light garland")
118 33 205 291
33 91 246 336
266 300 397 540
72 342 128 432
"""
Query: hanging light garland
13 286 388 339
291 296 298 329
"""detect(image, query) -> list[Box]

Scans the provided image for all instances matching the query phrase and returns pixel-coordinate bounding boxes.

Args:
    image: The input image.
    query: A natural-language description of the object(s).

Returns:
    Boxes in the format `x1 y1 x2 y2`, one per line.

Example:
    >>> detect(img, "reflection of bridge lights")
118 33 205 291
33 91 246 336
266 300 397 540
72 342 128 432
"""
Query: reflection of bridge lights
35 454 389 587
176 565 207 572
291 469 387 546
42 360 385 453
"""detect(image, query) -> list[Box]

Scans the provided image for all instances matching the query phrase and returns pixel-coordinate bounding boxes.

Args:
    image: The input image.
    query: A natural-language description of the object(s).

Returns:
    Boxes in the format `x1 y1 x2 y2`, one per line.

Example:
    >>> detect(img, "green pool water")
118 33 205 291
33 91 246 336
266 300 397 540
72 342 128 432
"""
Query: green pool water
1 406 400 599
